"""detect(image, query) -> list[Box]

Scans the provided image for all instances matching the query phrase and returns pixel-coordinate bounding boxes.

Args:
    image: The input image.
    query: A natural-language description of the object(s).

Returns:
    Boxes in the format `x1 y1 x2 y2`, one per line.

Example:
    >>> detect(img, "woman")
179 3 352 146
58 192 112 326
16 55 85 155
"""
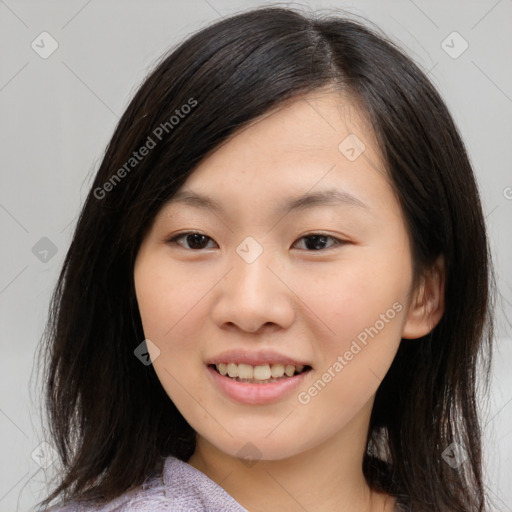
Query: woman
38 6 495 511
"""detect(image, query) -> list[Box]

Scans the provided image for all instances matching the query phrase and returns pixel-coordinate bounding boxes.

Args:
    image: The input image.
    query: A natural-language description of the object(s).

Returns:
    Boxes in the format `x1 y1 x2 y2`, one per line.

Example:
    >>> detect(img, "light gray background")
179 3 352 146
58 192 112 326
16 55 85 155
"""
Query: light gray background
0 1 511 511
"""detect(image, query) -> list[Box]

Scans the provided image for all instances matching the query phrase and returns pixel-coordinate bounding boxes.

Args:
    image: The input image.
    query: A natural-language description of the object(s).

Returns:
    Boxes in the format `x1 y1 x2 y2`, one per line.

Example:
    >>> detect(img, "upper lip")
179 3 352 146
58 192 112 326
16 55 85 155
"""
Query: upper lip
205 349 311 368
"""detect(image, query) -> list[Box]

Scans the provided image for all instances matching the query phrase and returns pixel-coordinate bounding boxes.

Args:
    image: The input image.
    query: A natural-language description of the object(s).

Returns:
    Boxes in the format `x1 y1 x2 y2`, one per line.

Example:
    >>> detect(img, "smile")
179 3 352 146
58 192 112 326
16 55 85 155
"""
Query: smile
212 362 311 383
207 363 312 405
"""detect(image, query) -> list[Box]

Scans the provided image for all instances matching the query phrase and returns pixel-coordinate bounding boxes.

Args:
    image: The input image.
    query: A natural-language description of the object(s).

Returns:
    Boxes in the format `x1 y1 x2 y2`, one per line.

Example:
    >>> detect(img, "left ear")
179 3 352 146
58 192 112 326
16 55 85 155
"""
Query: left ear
401 255 445 340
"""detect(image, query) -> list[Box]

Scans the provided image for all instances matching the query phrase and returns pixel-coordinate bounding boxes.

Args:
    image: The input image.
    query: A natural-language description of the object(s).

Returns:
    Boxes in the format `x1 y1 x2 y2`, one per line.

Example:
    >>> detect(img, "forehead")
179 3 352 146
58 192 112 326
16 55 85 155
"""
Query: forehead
213 89 379 163
167 91 392 213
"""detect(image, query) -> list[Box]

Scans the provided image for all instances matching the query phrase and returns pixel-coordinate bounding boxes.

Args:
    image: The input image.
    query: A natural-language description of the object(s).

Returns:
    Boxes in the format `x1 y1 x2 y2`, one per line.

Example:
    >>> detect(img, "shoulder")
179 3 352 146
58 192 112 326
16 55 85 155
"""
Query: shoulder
45 471 167 512
46 456 247 511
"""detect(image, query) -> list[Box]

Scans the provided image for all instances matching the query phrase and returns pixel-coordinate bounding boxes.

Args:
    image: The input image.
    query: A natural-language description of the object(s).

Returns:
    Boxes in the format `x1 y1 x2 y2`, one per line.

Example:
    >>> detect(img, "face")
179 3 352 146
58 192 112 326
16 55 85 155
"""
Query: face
134 90 419 462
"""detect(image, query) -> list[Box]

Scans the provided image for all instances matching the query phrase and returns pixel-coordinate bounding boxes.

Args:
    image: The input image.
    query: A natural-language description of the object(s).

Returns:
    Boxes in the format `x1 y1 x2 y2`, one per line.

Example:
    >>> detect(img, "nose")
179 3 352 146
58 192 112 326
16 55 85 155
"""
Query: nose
210 244 296 334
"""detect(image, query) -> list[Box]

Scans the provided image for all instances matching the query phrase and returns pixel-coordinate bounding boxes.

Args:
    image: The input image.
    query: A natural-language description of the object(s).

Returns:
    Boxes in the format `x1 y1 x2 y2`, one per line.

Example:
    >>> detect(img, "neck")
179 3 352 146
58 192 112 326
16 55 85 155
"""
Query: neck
187 399 395 512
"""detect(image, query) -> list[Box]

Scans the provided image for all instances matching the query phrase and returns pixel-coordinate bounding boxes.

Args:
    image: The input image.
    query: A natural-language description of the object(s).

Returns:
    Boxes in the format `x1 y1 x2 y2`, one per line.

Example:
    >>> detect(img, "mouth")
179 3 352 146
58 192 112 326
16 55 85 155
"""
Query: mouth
208 363 313 384
206 362 313 405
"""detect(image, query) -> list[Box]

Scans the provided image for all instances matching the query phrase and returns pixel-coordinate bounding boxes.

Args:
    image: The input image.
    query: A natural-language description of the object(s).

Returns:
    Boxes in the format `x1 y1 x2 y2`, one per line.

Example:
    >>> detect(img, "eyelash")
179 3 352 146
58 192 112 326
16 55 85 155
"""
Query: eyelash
166 231 345 252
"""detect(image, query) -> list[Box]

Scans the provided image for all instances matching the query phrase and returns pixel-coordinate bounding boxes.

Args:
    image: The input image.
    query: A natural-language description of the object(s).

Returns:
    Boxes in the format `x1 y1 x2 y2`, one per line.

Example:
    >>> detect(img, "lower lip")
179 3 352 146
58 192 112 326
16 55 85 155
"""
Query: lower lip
206 365 311 405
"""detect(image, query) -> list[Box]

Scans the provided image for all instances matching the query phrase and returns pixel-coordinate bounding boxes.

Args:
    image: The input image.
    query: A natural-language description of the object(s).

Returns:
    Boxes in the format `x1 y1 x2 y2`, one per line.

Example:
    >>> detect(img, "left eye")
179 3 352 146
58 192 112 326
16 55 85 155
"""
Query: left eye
293 234 341 251
167 232 343 251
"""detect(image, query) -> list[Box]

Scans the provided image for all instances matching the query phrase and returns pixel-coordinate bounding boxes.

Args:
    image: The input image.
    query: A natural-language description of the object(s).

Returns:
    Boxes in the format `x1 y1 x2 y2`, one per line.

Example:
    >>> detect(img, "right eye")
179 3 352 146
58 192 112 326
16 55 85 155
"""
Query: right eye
166 232 218 250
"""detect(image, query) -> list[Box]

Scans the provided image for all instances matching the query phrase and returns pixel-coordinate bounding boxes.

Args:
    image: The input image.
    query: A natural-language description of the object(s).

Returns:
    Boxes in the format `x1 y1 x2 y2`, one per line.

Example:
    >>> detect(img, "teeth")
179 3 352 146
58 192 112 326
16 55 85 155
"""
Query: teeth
214 362 307 381
253 365 271 380
284 365 295 377
227 363 238 378
270 364 284 378
238 364 253 379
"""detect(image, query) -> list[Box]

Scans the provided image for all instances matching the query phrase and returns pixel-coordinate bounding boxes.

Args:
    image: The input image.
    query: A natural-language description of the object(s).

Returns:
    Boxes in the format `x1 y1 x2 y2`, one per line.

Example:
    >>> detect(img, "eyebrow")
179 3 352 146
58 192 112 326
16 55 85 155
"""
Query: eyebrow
166 188 368 216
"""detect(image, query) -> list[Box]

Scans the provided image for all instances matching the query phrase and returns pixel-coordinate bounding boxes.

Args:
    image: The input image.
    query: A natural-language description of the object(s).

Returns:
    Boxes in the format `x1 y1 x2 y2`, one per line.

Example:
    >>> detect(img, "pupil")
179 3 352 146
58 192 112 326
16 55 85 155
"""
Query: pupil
305 235 327 250
188 234 208 249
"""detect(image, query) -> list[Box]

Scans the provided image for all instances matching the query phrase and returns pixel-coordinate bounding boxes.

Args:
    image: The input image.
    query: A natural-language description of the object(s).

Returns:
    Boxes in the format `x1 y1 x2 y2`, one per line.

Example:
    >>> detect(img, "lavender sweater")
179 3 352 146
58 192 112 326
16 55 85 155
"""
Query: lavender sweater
49 456 409 511
49 456 247 511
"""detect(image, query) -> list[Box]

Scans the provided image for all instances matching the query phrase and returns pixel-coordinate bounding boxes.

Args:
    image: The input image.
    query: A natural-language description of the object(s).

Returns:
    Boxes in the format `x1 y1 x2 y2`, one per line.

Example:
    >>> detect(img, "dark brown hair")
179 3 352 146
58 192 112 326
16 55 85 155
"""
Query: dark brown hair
37 6 495 511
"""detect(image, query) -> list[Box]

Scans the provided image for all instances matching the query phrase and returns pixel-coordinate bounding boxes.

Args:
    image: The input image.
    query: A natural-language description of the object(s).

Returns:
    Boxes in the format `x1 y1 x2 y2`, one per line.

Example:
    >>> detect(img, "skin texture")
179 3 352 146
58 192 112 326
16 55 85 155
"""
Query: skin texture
133 89 445 512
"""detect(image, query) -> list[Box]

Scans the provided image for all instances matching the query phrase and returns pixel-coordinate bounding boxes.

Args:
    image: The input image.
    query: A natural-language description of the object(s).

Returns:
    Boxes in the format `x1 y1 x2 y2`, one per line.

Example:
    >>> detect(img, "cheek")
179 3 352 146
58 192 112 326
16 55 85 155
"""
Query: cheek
295 255 410 341
289 268 408 448
134 254 210 345
292 244 411 396
134 255 209 413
